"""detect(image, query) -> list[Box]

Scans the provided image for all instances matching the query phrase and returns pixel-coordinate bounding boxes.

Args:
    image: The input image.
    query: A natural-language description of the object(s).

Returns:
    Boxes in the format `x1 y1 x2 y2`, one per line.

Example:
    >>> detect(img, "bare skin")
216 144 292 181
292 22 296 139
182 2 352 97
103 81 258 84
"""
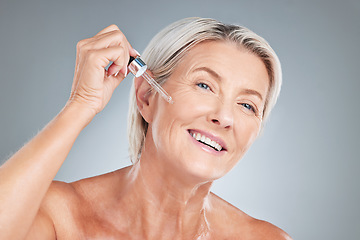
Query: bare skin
0 25 292 240
30 167 290 240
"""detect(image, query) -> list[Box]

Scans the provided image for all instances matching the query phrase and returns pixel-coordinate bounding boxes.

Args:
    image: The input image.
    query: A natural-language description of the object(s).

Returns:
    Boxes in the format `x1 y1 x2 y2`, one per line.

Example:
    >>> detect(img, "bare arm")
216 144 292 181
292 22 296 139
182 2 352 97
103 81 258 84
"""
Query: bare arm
0 103 94 239
0 24 138 240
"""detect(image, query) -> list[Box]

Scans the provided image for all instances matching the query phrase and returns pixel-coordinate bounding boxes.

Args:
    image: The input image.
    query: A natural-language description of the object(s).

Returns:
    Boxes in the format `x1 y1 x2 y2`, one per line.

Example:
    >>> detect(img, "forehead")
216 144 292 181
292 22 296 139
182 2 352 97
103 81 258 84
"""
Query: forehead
174 41 269 95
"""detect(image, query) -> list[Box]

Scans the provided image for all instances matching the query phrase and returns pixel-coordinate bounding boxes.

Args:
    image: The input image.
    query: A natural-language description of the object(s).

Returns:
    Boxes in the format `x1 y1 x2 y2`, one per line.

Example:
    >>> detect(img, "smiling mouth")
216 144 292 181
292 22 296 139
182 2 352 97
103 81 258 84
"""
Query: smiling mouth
188 130 224 152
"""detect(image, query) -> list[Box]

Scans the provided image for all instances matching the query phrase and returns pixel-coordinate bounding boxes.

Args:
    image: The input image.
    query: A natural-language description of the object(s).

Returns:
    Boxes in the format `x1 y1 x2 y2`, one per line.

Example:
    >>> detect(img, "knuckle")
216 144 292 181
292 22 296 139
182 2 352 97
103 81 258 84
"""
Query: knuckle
110 29 125 41
87 49 98 61
117 47 125 59
77 39 92 54
76 39 87 50
114 46 125 56
117 49 128 66
109 24 120 30
114 31 125 41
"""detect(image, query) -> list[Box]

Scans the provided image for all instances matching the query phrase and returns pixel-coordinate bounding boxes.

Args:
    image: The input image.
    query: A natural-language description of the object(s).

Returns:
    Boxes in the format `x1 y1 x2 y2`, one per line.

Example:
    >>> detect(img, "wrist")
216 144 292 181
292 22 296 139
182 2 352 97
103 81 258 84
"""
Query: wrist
61 101 97 128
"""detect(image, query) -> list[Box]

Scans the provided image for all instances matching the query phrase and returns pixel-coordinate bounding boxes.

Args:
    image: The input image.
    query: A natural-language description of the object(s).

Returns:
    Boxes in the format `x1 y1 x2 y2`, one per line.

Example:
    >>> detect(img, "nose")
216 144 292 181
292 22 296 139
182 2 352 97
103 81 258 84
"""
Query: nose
208 100 234 129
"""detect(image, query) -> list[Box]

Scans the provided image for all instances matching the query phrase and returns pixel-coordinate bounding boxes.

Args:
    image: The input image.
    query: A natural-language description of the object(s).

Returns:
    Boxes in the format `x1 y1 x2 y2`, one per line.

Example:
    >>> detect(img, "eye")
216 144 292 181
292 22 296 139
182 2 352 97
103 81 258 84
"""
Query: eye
241 103 255 112
239 102 260 116
196 82 211 90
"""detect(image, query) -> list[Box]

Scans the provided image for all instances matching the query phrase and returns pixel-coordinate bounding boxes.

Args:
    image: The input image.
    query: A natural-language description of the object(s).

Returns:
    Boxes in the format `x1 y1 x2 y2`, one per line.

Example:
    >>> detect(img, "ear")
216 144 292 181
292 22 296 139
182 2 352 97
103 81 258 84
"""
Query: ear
134 72 154 123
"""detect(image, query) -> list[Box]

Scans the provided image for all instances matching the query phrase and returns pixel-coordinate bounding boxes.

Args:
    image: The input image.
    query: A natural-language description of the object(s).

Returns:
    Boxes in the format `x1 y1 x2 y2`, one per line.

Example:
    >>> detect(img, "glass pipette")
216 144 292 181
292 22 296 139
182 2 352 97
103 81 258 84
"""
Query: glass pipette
128 56 174 104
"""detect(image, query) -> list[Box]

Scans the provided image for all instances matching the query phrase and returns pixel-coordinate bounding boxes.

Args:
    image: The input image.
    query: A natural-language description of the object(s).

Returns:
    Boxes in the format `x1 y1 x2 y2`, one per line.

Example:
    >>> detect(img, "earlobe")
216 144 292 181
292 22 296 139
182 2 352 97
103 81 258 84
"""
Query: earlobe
135 74 153 123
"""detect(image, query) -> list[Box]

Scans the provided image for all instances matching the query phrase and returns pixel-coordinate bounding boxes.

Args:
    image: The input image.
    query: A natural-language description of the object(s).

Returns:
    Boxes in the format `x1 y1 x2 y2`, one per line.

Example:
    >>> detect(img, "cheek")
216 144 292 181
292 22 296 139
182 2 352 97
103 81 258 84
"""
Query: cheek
173 87 216 117
149 90 214 153
222 123 260 175
233 117 261 154
160 87 214 122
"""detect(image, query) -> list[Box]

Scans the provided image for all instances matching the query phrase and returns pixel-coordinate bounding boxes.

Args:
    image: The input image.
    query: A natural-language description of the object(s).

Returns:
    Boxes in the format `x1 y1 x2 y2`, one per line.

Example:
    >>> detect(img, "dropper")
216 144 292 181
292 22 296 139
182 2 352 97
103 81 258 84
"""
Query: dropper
128 56 174 104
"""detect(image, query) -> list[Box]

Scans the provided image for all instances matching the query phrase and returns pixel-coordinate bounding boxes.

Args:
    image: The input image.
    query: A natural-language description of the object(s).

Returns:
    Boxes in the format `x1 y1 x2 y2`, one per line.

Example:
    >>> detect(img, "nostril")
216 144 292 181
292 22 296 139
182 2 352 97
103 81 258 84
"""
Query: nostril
212 119 220 125
211 117 232 129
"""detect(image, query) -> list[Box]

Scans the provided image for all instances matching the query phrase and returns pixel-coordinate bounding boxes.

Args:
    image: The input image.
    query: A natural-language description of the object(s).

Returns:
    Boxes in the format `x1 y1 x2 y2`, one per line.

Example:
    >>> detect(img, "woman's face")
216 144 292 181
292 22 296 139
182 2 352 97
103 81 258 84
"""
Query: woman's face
145 40 269 182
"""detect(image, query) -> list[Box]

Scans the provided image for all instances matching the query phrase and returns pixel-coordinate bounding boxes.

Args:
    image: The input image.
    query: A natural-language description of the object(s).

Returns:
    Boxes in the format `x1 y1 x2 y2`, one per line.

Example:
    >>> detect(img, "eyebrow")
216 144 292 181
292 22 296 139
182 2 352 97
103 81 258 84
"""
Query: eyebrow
192 67 264 101
240 89 264 101
192 67 222 82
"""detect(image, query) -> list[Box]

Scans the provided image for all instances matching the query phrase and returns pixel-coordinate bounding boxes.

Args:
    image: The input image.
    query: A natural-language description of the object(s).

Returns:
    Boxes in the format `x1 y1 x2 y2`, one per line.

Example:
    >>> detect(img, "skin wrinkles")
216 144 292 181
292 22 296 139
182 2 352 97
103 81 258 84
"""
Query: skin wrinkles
147 41 268 181
191 66 264 103
2 23 292 240
178 63 264 122
116 40 270 238
34 40 290 240
196 66 264 117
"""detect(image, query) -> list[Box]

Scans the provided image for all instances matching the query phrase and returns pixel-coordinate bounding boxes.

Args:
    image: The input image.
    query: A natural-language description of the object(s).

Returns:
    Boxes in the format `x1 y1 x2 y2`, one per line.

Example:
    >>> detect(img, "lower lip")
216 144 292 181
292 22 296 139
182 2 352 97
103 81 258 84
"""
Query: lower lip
188 132 226 156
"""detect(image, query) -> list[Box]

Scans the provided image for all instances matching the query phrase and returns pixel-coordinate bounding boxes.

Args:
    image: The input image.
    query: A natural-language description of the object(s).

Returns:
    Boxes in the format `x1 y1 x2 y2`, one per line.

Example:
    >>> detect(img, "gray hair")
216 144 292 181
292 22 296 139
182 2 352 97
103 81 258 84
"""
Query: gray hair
127 17 282 163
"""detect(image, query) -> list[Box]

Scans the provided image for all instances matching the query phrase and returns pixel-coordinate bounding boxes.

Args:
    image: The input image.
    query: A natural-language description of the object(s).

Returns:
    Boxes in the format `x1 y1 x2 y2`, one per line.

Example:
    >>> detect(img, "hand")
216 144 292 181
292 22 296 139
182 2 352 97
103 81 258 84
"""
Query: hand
68 25 138 115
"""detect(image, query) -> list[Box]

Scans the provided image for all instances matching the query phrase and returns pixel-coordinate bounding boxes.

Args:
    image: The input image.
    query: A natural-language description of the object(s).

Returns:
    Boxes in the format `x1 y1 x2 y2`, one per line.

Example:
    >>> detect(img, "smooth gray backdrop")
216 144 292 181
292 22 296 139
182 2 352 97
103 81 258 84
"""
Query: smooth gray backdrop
1 0 359 239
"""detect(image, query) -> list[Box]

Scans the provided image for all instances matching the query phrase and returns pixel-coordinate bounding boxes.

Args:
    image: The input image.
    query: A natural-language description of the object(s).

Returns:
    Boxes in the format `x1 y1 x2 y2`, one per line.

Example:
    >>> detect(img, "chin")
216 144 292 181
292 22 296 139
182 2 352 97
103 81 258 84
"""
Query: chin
171 152 237 183
172 131 240 182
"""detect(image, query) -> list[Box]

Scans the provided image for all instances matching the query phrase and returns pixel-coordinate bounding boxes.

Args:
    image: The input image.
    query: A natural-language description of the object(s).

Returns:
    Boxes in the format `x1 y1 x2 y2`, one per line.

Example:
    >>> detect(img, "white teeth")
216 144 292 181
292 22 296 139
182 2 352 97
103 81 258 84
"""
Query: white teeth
215 143 221 151
215 143 222 151
196 133 201 141
190 132 223 151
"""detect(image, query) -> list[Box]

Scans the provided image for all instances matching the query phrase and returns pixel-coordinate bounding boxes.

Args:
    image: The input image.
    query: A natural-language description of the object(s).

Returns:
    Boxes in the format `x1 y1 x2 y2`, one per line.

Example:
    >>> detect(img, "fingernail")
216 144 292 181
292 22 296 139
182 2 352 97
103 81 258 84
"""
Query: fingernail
134 49 140 56
114 71 119 77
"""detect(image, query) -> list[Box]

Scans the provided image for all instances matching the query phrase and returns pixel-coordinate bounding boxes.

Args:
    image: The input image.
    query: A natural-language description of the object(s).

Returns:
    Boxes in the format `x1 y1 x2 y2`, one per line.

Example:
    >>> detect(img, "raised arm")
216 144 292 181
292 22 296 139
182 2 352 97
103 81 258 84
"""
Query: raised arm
0 24 138 240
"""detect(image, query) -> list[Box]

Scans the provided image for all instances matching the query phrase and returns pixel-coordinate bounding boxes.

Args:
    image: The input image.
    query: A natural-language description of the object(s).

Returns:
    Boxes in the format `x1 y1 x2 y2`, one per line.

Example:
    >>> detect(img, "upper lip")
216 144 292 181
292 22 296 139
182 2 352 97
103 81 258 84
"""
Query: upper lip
188 129 227 151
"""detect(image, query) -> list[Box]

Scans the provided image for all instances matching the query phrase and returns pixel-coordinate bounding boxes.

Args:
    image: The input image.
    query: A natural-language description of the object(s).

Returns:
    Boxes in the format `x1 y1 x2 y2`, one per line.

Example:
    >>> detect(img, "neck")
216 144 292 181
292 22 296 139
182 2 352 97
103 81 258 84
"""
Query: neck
116 146 213 239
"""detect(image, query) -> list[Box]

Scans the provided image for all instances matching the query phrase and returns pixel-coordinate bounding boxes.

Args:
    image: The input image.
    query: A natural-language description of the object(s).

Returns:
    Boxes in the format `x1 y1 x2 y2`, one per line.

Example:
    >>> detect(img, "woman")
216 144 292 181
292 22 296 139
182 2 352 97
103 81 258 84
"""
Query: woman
0 17 291 239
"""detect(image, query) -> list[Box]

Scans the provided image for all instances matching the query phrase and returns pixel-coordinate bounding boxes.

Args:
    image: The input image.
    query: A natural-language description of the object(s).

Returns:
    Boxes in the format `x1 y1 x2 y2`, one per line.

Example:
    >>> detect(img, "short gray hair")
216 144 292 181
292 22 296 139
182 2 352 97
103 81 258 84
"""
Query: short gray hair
127 17 282 163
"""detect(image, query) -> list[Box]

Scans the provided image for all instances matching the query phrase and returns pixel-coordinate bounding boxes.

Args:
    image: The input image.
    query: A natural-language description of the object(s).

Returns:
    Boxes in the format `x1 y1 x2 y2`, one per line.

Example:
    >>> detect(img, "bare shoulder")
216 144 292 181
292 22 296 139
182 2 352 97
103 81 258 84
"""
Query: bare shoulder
38 168 127 238
43 168 125 206
207 192 292 240
25 181 80 240
41 180 79 213
39 180 82 230
247 219 292 240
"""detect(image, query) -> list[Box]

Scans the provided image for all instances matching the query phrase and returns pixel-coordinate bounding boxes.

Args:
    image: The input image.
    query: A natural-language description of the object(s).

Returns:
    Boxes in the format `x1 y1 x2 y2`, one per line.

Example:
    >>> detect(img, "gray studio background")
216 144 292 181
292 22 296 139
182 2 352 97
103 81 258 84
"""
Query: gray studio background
1 0 359 239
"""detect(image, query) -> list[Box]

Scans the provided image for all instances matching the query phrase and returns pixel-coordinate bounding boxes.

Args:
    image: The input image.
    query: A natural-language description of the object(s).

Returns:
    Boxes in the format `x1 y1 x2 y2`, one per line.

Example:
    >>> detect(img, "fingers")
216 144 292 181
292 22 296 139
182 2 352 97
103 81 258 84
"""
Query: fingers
94 25 140 57
80 25 138 56
86 46 128 71
76 26 139 77
107 62 126 77
82 30 131 63
95 24 120 36
77 30 127 57
69 24 141 113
